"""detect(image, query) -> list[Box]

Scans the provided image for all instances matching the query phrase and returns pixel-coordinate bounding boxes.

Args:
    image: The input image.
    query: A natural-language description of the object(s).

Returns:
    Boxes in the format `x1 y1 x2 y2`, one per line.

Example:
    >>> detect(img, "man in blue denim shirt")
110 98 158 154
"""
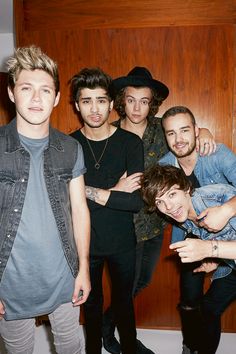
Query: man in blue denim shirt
159 106 236 239
0 46 90 354
141 164 236 354
159 106 236 354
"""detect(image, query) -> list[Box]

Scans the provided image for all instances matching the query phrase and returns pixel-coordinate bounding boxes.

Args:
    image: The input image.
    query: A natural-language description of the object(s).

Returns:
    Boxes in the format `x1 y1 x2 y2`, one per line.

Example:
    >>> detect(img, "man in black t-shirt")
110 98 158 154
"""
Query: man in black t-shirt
70 68 144 354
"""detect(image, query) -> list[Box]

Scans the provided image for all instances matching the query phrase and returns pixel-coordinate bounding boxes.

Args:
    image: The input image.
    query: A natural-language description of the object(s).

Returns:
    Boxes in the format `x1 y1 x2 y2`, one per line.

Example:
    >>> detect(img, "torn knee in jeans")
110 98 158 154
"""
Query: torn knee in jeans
179 303 200 311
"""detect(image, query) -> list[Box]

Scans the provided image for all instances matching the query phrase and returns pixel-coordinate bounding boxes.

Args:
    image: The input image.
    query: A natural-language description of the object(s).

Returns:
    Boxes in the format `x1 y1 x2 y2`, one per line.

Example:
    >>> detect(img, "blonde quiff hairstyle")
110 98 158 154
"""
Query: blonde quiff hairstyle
7 46 60 94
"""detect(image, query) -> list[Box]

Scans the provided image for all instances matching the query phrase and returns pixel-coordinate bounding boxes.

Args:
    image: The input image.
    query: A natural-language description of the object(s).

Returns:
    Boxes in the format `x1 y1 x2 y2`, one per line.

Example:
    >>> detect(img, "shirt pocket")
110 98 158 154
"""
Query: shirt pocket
55 169 73 205
0 172 18 227
57 169 73 183
201 171 227 185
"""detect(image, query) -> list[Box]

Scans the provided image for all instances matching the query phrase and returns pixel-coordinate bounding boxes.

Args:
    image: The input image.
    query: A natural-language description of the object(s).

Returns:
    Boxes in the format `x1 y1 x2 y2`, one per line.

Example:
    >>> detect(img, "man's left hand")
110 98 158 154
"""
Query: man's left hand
196 128 216 156
72 270 91 306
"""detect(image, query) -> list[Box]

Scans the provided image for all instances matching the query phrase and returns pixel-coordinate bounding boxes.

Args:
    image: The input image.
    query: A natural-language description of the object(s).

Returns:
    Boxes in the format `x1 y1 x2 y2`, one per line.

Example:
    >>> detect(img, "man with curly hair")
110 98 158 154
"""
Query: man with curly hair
102 67 214 354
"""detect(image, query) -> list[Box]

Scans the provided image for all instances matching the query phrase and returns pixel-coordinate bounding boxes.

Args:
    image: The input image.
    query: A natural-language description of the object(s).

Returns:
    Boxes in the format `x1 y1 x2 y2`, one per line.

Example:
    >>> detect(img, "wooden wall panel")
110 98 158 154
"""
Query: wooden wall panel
232 29 236 153
3 0 235 332
0 73 15 124
20 0 236 31
14 25 235 150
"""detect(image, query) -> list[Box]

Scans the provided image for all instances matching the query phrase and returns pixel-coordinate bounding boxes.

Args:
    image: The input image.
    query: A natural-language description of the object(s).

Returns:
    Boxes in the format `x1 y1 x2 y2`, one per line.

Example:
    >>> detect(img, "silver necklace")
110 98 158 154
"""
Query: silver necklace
85 132 110 170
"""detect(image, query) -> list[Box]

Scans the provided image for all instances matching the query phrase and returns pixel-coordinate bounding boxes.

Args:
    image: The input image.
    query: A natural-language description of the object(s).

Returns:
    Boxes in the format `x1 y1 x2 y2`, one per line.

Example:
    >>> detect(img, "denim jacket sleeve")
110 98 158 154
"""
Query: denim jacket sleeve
216 144 236 186
171 225 185 243
197 144 236 187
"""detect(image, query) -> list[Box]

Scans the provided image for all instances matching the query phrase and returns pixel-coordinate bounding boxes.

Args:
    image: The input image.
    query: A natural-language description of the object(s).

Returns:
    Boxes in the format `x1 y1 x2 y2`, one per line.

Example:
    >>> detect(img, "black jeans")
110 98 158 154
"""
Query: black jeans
179 261 205 351
199 269 236 354
102 234 163 344
84 248 137 354
133 234 163 296
180 263 236 354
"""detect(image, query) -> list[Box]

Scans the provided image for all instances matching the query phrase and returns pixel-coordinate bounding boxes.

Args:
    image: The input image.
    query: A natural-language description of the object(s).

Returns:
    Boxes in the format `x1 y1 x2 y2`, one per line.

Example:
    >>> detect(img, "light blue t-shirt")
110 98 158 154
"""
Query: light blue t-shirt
0 134 85 320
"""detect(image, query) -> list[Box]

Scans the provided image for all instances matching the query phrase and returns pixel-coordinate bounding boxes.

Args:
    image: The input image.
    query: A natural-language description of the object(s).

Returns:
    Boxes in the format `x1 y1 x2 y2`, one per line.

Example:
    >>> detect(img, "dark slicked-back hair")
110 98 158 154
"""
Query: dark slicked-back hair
71 67 112 102
141 164 194 212
162 106 196 127
114 86 164 119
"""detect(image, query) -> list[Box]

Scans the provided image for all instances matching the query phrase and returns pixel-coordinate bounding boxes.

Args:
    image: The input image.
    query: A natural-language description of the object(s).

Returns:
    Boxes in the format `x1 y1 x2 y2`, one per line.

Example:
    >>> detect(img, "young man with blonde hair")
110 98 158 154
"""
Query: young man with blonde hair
0 46 90 354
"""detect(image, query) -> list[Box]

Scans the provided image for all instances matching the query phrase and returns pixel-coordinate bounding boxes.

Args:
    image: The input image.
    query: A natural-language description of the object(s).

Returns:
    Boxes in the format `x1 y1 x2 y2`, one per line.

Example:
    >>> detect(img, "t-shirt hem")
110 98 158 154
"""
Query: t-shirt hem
4 299 71 321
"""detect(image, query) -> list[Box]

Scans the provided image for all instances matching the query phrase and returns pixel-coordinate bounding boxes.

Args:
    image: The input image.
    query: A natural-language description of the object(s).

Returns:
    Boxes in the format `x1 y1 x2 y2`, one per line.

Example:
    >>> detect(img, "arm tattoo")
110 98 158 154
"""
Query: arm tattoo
85 186 98 202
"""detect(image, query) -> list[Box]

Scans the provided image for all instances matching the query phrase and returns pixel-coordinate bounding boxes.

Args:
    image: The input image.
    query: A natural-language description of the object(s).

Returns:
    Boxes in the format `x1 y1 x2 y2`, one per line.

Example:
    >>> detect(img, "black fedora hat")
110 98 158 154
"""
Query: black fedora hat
110 66 169 100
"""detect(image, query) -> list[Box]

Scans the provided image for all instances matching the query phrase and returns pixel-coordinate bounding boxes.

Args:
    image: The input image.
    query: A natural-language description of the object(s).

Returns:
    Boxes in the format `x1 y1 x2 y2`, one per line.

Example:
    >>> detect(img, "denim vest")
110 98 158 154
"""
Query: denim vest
0 119 79 281
182 184 236 280
159 144 236 243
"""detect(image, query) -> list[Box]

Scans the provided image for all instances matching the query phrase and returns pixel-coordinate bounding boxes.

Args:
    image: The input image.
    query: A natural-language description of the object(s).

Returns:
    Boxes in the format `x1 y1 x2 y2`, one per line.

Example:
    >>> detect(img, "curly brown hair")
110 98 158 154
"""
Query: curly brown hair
141 164 194 212
114 86 165 119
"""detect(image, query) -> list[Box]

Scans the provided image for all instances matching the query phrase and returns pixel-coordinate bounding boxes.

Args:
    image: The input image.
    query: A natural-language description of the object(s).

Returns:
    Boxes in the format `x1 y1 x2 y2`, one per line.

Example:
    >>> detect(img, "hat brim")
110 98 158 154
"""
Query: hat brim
109 76 169 100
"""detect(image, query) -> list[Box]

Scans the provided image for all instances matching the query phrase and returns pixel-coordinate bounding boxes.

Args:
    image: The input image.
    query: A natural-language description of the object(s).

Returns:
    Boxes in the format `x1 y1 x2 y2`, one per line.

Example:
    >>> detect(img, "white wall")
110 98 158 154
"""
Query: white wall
0 33 15 72
0 0 14 72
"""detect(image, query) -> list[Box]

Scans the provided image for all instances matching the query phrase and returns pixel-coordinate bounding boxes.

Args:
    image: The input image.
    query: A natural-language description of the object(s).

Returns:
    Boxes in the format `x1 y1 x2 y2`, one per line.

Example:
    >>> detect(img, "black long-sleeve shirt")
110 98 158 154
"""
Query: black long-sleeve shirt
71 127 144 255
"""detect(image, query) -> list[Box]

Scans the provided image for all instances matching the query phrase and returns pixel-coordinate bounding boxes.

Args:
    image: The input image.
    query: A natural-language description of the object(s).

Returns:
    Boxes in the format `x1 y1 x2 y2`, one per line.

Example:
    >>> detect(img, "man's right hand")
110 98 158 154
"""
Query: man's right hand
169 238 212 262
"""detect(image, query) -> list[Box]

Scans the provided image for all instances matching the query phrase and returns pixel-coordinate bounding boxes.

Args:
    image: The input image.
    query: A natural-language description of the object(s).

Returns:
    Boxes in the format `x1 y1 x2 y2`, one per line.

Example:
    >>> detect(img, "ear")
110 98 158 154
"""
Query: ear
53 92 60 107
7 87 15 104
195 124 199 137
109 100 114 112
75 102 80 112
185 187 191 196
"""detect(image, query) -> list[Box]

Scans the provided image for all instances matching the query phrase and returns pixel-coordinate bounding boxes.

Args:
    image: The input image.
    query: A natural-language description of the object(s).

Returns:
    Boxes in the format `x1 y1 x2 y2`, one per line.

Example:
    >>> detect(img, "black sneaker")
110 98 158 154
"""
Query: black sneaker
103 335 121 354
182 344 198 354
136 339 156 354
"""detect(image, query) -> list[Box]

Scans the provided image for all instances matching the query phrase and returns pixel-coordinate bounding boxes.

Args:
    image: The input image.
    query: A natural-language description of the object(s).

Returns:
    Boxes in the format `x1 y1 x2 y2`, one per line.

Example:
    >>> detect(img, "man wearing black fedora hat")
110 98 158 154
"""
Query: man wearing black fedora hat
102 67 215 354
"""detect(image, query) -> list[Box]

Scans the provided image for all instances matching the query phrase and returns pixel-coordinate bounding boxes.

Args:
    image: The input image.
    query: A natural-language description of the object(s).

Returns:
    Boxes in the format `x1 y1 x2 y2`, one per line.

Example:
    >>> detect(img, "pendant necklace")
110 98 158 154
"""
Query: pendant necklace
85 130 110 170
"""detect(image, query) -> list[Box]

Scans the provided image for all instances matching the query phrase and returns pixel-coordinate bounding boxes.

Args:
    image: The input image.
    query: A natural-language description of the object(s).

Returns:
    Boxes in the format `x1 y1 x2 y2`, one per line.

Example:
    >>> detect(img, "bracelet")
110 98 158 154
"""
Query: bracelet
211 240 219 258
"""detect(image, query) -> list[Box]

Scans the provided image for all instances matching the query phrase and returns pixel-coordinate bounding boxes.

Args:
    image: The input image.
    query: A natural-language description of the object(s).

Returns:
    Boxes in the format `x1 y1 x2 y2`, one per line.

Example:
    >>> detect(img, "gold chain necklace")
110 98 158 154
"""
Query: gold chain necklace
85 131 110 170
